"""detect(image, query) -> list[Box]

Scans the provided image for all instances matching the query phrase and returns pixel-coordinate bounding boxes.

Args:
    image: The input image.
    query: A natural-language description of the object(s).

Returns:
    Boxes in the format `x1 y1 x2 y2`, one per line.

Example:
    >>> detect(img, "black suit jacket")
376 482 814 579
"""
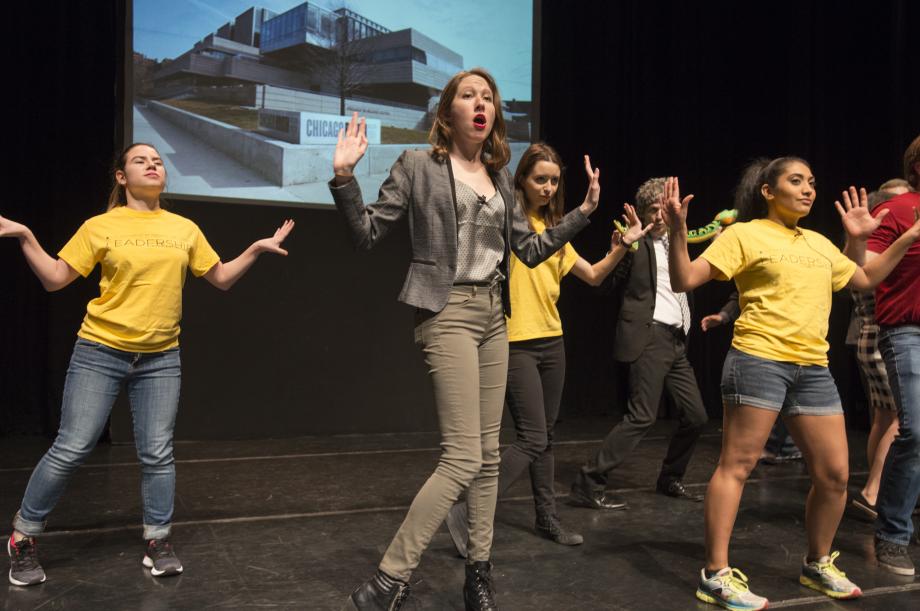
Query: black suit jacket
606 235 694 363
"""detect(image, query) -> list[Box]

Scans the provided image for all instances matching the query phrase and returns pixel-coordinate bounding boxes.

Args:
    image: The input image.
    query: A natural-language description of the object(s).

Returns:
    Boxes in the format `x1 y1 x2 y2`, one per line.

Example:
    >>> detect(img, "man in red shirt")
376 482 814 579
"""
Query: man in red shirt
865 134 920 576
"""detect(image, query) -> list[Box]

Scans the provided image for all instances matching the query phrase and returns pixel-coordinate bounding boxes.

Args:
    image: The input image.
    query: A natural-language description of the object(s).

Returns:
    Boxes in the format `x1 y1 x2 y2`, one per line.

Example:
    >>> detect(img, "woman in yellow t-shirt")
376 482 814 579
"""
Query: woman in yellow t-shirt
0 143 293 586
661 158 920 610
443 142 652 553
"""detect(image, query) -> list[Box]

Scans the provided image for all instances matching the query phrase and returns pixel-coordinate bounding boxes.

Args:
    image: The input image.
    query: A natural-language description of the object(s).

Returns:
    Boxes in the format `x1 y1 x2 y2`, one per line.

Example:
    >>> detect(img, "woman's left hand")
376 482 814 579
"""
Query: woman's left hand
254 219 295 255
620 203 653 245
578 155 601 216
836 186 885 240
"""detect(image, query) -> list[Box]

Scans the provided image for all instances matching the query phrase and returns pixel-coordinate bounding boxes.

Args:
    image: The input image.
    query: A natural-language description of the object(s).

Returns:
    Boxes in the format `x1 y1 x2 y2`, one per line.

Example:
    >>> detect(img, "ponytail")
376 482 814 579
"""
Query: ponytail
734 156 809 222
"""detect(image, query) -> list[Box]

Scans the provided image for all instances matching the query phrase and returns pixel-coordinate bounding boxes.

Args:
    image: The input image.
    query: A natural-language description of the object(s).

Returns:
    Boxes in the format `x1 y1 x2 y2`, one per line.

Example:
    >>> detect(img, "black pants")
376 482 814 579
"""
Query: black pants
578 324 708 491
496 336 566 516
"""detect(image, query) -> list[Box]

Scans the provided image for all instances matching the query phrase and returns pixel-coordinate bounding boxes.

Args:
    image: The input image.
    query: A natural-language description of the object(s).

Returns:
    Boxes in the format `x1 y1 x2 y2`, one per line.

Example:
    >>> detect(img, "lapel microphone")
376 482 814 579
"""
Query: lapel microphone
477 194 488 206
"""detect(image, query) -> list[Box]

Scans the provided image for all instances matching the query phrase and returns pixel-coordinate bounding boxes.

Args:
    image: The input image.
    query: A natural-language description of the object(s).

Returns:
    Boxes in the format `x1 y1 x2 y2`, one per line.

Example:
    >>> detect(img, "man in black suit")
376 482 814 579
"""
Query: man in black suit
570 177 708 509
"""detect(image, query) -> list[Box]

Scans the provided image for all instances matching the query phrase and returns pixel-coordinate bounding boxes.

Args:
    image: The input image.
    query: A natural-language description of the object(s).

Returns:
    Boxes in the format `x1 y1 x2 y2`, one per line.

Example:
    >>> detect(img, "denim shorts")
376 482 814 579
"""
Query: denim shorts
721 348 843 415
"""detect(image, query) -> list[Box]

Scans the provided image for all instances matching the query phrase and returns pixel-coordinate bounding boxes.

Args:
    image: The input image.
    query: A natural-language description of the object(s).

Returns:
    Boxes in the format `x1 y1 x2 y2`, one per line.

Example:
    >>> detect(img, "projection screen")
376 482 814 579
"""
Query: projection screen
129 0 537 208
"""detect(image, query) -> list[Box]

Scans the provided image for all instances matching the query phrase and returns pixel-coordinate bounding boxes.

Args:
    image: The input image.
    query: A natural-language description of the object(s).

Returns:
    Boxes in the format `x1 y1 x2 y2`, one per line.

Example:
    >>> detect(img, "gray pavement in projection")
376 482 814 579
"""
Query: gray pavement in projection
133 105 390 207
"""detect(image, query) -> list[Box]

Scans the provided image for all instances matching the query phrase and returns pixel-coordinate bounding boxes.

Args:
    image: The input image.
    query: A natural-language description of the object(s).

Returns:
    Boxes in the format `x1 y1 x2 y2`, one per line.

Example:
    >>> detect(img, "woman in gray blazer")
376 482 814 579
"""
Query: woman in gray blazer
331 68 599 611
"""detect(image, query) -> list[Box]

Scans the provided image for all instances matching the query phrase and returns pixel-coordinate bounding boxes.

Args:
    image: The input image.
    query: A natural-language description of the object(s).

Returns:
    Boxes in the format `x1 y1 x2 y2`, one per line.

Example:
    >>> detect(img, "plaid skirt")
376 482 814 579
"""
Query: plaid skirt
856 322 897 411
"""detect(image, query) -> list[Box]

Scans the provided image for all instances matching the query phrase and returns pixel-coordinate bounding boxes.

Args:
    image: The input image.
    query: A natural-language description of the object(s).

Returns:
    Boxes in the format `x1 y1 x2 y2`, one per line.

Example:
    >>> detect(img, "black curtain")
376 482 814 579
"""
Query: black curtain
1 1 122 435
2 0 917 436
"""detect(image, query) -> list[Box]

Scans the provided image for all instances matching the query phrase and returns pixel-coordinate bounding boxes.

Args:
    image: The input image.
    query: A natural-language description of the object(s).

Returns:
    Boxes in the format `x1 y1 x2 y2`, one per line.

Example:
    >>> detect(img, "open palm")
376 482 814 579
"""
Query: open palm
0 215 29 239
836 186 886 240
255 219 295 256
333 112 368 175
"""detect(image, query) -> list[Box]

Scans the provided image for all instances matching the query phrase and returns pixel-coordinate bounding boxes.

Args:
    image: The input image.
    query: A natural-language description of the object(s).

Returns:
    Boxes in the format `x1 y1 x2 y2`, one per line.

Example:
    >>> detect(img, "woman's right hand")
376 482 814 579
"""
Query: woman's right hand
333 112 369 177
0 215 31 240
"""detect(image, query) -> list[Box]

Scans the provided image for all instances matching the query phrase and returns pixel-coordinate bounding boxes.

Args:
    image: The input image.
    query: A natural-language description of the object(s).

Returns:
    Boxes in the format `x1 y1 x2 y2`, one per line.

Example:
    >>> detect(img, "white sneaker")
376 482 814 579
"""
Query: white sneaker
696 566 768 611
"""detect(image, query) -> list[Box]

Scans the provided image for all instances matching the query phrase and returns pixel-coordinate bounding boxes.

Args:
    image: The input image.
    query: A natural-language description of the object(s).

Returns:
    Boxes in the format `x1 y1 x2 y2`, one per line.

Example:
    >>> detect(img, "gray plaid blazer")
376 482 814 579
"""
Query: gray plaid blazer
330 148 590 315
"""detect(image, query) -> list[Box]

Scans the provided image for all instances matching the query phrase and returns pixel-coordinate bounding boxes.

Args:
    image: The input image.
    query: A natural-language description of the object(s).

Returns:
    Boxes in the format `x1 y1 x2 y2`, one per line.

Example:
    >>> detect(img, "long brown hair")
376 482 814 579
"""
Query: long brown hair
514 142 566 229
106 142 165 210
428 68 510 171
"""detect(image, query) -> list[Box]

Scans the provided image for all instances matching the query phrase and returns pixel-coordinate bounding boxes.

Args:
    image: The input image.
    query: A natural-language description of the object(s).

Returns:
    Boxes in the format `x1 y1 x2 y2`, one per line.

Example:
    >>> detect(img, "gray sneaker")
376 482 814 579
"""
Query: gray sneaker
142 539 183 577
875 538 915 576
7 535 46 586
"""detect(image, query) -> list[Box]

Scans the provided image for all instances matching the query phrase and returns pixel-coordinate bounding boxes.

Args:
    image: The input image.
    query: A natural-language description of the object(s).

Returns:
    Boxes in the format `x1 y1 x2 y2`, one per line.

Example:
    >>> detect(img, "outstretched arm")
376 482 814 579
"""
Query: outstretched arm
0 215 79 291
329 114 411 251
570 203 651 286
204 220 295 291
661 177 719 291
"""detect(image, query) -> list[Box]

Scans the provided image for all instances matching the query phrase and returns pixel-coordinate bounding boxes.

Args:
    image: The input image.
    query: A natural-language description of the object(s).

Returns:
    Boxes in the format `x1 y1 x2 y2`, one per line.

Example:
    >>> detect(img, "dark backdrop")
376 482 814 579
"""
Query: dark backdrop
1 1 917 439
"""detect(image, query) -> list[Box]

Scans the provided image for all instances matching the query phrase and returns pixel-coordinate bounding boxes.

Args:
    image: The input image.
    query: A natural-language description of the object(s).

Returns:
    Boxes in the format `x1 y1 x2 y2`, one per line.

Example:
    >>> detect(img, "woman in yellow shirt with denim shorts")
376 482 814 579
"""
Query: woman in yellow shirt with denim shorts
0 143 293 586
662 158 920 610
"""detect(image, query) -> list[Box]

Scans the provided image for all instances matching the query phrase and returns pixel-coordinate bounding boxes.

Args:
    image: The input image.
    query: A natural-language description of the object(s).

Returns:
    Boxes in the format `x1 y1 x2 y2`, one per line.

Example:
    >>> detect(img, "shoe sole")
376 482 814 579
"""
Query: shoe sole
695 588 768 610
658 490 704 502
7 539 46 587
445 507 469 559
799 575 862 598
567 492 627 511
877 559 916 576
850 498 878 521
535 528 584 546
142 555 183 577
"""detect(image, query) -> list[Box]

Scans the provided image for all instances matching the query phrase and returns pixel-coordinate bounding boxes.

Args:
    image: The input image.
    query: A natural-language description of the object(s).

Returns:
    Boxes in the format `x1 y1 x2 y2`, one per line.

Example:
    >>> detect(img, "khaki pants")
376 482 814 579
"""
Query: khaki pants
379 284 508 581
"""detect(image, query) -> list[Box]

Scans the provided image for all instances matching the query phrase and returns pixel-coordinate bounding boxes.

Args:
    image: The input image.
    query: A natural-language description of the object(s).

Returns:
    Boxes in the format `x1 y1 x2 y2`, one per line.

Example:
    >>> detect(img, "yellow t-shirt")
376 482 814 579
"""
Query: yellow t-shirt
506 213 580 342
58 206 220 353
701 219 857 366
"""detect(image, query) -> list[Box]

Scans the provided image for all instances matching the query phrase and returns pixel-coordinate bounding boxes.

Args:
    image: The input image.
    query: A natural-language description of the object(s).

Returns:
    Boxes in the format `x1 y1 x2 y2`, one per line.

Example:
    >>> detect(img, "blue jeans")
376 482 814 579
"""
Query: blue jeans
721 348 843 415
875 325 920 545
13 338 181 540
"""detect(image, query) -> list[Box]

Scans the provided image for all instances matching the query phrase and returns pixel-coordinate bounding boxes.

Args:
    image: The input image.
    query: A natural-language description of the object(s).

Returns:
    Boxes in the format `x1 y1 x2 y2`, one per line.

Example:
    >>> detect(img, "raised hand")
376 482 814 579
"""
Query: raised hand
254 219 295 256
0 215 31 240
333 112 368 175
661 176 694 230
578 155 601 216
620 203 653 245
836 186 885 240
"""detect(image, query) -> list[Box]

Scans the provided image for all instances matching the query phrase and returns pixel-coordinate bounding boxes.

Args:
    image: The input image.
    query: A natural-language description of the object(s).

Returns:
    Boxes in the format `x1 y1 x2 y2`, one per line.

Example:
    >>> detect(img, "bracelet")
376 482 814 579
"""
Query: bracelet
334 171 354 178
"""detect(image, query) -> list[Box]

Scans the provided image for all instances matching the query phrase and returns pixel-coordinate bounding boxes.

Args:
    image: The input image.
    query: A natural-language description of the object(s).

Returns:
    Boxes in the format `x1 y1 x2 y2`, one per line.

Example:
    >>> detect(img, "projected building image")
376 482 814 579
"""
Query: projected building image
133 1 533 207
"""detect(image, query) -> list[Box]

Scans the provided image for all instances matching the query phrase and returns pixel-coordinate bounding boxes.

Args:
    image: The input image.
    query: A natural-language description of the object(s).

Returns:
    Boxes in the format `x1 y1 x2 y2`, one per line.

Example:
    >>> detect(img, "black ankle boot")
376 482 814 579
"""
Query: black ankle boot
463 560 498 611
342 570 411 611
535 512 584 546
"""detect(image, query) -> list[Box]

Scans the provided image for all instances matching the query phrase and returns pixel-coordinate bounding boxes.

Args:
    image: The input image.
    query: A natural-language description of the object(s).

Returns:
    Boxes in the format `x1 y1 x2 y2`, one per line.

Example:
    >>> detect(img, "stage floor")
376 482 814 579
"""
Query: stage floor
1 418 918 610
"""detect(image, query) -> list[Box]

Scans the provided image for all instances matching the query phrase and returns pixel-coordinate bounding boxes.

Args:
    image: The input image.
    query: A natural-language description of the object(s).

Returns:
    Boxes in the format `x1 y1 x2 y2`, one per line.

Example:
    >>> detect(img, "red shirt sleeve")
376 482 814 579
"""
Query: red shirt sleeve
866 202 902 253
